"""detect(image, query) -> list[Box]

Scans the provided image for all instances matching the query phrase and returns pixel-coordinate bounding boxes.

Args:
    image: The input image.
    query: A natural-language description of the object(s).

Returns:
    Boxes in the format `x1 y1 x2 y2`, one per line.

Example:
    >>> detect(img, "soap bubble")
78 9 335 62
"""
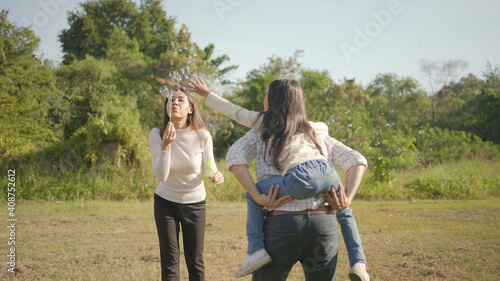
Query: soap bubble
175 73 183 82
188 53 198 62
180 65 190 73
327 115 335 125
418 130 425 134
180 65 191 79
179 45 188 53
168 71 182 84
168 70 178 79
159 85 171 97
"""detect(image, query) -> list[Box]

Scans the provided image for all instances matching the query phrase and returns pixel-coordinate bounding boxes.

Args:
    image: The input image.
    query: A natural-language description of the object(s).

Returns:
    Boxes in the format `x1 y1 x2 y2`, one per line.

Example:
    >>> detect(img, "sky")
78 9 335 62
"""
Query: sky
3 0 500 90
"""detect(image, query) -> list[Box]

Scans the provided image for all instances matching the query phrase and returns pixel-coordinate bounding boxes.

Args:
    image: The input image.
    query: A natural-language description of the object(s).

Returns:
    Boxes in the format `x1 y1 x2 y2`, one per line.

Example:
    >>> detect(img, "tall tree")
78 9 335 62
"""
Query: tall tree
442 63 500 144
59 0 176 64
0 10 59 158
136 0 175 59
419 59 469 125
368 73 425 98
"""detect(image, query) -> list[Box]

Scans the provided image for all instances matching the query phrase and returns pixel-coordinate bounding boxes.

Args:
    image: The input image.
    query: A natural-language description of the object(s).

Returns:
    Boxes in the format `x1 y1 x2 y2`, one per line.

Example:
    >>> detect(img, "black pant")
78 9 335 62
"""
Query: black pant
154 194 206 281
253 213 339 281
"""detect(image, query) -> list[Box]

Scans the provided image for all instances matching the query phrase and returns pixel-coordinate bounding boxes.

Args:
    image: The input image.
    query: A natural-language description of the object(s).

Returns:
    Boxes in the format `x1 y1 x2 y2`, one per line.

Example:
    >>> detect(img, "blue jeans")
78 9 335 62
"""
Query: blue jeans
336 208 367 266
246 160 366 266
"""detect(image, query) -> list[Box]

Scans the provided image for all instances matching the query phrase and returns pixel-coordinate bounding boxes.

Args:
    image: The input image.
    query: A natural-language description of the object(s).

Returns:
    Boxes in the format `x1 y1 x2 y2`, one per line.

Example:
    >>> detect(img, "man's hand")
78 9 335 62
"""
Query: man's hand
324 183 351 209
254 185 292 209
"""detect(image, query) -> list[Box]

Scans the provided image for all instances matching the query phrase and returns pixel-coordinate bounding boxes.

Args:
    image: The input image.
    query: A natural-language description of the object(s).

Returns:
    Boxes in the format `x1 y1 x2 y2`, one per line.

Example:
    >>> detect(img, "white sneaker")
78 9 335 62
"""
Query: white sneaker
235 249 272 278
349 263 370 281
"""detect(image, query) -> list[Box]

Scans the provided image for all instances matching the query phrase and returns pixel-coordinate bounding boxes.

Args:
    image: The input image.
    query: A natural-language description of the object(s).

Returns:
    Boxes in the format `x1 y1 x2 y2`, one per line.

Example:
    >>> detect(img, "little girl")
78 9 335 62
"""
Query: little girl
187 77 369 280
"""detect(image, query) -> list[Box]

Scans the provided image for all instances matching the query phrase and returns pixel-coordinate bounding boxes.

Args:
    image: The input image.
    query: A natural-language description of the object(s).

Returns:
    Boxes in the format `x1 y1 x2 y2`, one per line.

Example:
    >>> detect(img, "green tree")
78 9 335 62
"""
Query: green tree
368 73 425 98
135 0 176 59
419 59 469 125
54 56 119 139
434 63 500 144
459 88 500 144
0 10 59 159
59 0 176 64
368 73 431 133
52 56 147 166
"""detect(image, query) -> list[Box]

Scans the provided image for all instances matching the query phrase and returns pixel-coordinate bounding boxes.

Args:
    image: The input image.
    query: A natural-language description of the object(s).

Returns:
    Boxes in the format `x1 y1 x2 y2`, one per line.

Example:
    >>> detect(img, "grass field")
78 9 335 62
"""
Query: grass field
1 199 499 280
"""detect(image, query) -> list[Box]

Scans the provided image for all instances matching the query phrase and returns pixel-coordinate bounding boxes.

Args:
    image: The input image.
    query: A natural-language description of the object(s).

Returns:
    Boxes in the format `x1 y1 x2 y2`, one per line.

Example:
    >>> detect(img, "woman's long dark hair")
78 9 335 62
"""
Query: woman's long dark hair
159 87 204 139
260 78 323 171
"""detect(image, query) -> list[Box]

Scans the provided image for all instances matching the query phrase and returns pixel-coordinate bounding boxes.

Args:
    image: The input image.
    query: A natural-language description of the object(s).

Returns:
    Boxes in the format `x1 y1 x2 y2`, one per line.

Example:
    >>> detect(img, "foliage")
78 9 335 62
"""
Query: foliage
0 10 59 159
2 3 500 200
59 0 176 64
431 63 500 144
356 159 500 200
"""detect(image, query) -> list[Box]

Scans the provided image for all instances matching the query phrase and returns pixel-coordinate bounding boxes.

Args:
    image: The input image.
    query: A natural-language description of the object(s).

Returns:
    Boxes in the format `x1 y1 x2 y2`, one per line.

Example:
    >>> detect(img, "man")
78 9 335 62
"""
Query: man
226 128 368 281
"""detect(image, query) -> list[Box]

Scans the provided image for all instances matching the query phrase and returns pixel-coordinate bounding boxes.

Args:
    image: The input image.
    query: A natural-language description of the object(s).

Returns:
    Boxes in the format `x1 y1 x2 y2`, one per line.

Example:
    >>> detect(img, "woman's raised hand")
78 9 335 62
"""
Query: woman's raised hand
186 75 211 97
161 123 176 151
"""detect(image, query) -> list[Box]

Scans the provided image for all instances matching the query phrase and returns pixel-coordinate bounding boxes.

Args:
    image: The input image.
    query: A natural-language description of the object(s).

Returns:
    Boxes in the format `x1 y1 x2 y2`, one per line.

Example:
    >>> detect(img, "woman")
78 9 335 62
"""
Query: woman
149 87 224 280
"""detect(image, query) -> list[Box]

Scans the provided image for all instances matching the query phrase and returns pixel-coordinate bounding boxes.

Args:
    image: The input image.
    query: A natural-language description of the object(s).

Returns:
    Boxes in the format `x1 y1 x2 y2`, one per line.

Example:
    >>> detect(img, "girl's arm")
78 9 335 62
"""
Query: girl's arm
186 75 263 129
201 132 224 185
149 128 172 182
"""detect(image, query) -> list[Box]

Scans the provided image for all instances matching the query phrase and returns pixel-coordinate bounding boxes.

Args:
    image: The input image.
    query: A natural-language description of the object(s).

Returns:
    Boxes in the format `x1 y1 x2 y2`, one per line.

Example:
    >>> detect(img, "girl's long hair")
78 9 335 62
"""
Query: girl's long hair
260 78 323 171
159 87 205 139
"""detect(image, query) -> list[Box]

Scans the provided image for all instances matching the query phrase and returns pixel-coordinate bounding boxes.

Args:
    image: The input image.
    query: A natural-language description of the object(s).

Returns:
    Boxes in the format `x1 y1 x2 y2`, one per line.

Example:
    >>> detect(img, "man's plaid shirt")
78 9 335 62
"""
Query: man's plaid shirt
225 127 368 211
